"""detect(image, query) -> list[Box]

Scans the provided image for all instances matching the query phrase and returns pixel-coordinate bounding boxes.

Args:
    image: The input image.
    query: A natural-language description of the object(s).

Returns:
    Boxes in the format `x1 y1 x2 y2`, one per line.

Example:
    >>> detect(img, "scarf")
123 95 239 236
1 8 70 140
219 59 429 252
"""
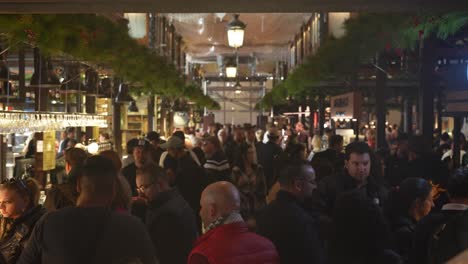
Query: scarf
204 211 244 233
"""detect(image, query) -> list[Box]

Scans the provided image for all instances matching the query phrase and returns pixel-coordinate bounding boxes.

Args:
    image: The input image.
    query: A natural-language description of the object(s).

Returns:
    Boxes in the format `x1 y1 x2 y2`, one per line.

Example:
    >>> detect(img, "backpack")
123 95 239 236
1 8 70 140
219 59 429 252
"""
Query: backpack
427 210 468 264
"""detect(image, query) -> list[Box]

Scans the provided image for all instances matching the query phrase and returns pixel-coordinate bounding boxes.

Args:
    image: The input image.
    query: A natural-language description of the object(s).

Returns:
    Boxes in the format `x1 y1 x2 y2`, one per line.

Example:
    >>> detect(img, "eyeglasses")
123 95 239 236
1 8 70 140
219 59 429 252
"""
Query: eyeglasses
136 182 155 192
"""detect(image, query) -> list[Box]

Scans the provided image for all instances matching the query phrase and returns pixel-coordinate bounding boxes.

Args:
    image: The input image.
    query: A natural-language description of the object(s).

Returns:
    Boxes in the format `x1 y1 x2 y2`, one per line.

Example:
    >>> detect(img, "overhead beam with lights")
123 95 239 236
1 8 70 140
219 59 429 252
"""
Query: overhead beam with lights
0 0 463 13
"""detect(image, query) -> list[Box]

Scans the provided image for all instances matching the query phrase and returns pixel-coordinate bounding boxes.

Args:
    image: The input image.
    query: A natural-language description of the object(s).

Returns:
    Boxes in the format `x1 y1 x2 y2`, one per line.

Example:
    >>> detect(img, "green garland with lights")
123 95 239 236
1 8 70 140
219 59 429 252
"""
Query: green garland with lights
260 12 468 108
0 14 220 109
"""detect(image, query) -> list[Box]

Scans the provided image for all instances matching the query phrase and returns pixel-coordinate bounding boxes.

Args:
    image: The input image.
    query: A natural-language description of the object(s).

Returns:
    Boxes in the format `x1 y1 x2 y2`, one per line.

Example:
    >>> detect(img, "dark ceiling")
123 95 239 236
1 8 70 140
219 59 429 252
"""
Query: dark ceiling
0 0 465 13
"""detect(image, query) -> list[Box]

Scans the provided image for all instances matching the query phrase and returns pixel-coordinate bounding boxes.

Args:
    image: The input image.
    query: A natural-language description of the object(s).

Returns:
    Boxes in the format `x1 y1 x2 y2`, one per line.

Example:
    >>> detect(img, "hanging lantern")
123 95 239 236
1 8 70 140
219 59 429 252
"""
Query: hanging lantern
98 78 113 98
114 83 134 103
227 14 246 49
60 63 82 93
30 48 60 88
234 80 242 94
128 99 139 112
225 58 237 78
84 68 100 96
0 59 13 96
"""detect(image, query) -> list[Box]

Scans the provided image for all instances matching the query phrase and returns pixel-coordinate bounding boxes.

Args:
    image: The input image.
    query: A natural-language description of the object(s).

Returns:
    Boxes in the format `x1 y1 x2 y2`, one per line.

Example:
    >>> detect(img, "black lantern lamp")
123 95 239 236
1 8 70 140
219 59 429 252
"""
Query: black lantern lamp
128 99 139 112
234 80 242 94
60 64 82 93
30 51 60 88
99 78 113 98
0 59 13 96
114 83 134 103
225 57 237 78
0 60 9 80
84 68 100 96
227 14 246 49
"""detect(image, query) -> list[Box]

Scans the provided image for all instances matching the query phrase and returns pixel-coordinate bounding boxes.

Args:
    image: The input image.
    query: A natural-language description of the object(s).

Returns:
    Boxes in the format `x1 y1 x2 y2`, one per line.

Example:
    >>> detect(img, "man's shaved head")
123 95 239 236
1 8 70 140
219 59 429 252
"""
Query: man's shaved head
200 181 241 229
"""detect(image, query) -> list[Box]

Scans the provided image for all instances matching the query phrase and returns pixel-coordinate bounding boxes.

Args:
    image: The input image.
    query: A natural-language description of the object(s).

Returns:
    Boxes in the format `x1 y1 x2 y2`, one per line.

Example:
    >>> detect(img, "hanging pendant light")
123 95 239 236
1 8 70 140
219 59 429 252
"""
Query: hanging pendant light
128 99 139 112
30 48 60 88
234 80 242 94
60 63 82 93
0 61 9 81
99 78 113 98
115 83 134 103
0 58 12 97
84 68 100 96
225 57 237 78
227 14 246 49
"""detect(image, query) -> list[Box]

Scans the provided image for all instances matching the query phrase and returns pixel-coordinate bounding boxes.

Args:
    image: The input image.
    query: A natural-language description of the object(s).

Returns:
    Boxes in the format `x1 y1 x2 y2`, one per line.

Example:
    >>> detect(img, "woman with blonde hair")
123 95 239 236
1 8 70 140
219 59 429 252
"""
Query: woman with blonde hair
0 178 45 263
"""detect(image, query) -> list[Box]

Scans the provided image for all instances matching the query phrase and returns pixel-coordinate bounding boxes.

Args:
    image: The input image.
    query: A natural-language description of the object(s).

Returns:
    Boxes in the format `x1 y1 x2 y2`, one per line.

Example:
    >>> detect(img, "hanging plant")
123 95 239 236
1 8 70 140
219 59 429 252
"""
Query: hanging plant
0 14 218 108
261 12 468 108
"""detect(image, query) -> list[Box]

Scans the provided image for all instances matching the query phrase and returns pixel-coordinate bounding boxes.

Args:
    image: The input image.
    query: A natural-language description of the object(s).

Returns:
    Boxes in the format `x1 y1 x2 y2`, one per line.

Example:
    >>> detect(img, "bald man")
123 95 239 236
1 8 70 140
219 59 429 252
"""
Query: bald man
188 181 279 264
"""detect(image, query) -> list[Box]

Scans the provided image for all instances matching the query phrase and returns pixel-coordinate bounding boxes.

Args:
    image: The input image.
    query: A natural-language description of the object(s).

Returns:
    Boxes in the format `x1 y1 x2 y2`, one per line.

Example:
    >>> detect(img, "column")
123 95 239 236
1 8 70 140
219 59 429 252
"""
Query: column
18 48 25 100
318 94 325 136
453 116 461 169
403 97 413 134
113 79 123 156
376 53 387 149
418 38 436 144
85 95 96 140
147 96 155 132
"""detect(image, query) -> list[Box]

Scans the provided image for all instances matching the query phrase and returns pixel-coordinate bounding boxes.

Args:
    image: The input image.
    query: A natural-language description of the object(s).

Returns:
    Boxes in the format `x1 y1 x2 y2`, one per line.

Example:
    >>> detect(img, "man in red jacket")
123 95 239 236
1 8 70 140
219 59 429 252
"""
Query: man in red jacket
188 181 279 264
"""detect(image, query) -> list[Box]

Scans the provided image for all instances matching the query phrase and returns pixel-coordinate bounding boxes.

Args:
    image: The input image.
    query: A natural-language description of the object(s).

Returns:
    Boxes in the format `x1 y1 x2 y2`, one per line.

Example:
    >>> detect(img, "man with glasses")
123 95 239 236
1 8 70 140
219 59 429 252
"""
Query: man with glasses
136 162 198 264
256 162 323 264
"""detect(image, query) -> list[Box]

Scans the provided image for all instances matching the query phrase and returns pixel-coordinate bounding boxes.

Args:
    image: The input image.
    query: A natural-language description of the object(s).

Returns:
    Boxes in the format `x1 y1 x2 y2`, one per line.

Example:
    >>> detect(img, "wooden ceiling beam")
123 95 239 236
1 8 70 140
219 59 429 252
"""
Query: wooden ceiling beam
0 0 464 13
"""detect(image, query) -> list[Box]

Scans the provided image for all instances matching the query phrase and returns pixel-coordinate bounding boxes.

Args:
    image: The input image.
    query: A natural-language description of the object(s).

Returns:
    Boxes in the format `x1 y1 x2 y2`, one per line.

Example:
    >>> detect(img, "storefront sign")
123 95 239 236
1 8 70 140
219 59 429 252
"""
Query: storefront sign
42 131 56 171
330 91 362 120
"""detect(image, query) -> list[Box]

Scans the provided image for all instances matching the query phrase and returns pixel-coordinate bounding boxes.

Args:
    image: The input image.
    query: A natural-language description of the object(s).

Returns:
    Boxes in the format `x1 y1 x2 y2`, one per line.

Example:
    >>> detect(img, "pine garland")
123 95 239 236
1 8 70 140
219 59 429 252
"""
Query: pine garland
0 14 219 109
261 12 468 108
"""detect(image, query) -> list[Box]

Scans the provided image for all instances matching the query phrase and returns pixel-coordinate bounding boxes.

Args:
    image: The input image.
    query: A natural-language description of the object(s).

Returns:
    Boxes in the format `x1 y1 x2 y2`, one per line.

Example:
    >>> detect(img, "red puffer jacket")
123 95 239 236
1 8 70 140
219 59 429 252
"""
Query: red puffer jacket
188 222 279 264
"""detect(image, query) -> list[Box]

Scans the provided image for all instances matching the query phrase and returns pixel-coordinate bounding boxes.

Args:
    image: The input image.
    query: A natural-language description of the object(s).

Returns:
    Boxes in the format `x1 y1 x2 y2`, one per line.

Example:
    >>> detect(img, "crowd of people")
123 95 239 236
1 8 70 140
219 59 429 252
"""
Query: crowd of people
0 121 467 264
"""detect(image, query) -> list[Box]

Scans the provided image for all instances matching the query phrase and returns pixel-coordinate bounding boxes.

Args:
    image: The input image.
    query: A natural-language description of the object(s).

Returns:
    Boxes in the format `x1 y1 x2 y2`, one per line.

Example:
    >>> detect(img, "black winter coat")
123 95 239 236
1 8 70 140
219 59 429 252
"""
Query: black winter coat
258 141 283 190
311 149 345 179
146 189 198 264
389 215 416 261
316 171 388 215
0 206 46 264
256 190 323 264
407 154 449 188
171 153 207 224
409 209 468 264
122 163 138 197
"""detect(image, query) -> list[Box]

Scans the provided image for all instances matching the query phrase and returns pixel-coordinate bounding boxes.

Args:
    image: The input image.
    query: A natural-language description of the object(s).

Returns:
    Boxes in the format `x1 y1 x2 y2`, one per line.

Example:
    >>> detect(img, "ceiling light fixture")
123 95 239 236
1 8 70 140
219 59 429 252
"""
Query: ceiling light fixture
227 14 246 49
225 58 237 78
